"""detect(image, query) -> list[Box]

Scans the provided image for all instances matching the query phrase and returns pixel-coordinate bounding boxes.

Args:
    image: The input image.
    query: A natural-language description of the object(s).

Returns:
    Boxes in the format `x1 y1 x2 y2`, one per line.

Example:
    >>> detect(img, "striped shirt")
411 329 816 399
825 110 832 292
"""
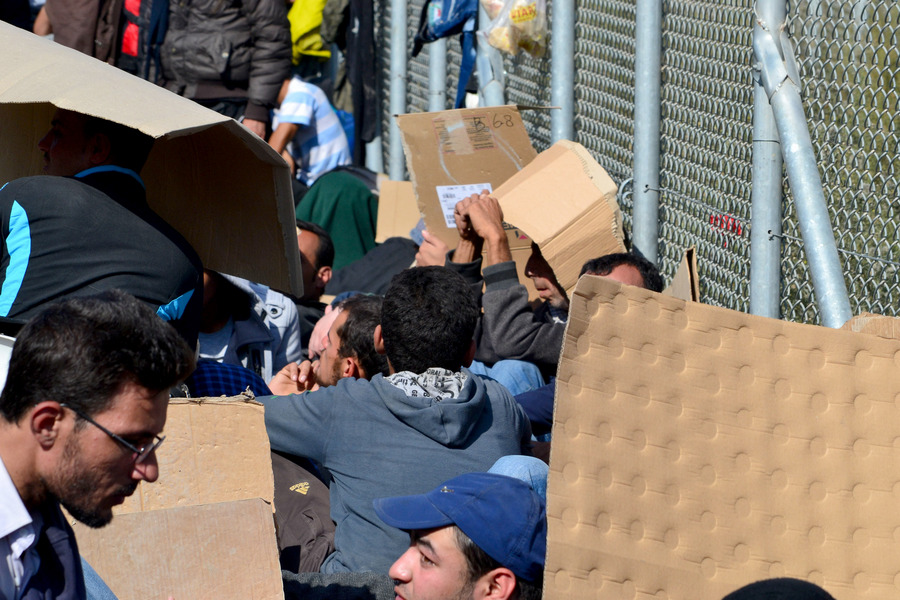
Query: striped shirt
274 78 352 186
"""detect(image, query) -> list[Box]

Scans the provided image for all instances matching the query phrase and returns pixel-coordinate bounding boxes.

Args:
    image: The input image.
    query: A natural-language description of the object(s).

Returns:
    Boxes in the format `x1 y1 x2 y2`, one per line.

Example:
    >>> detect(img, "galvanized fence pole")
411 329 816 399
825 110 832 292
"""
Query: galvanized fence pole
429 40 448 112
477 4 506 106
749 0 784 319
754 2 852 327
550 0 575 142
631 0 662 265
388 0 408 180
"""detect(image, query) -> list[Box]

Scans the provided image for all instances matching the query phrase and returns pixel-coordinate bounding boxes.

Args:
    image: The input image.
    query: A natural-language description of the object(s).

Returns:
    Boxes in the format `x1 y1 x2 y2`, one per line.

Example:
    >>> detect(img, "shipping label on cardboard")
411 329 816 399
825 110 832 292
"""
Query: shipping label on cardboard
396 106 537 249
435 183 493 228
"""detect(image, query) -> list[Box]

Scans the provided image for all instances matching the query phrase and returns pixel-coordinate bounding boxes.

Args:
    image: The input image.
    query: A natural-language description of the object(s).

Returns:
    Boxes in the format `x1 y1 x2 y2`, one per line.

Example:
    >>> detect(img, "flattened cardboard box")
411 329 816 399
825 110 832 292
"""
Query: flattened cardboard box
663 247 700 302
547 276 900 600
397 106 538 296
72 398 281 600
376 180 420 242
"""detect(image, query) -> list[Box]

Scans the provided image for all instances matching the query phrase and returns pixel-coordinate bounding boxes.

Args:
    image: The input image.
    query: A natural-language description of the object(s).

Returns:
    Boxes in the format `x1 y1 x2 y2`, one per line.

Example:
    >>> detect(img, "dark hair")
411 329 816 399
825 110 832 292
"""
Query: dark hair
83 115 155 172
0 290 195 423
579 252 664 292
454 527 542 600
336 294 389 378
296 220 335 270
380 267 478 373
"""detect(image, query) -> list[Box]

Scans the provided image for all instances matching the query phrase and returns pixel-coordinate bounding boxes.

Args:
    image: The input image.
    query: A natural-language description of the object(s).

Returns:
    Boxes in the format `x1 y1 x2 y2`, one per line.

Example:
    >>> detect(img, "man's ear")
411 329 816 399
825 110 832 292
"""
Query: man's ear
462 339 476 368
373 324 386 355
473 568 518 600
342 356 363 379
316 266 333 289
87 132 113 166
30 401 65 449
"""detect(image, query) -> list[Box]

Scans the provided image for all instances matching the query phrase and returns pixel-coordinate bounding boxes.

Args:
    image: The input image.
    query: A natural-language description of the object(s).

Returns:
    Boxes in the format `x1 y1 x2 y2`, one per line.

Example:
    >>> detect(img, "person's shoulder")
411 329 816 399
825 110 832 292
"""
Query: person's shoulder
0 176 91 211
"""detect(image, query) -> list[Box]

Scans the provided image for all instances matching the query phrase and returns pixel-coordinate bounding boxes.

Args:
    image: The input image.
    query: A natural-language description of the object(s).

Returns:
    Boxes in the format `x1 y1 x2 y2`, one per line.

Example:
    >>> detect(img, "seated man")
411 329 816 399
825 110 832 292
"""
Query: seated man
0 290 194 598
0 109 203 347
270 293 389 393
374 472 546 600
199 270 303 383
447 192 663 383
259 267 532 574
293 220 335 358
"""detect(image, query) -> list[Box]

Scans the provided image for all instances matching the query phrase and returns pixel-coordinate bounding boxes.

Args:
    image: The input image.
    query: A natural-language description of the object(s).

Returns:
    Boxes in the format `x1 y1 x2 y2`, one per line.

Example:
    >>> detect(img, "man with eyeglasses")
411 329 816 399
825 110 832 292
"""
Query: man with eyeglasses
0 290 194 599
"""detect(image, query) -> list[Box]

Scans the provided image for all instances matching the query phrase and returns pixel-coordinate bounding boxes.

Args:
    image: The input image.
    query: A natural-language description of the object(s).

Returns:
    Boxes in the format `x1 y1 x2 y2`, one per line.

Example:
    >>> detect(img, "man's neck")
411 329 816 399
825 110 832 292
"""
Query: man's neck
0 422 45 510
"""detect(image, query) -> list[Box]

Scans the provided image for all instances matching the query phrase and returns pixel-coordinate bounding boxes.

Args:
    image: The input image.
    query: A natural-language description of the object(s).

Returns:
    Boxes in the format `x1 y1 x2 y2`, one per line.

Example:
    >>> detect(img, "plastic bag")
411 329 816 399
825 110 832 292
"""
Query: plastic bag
481 0 547 58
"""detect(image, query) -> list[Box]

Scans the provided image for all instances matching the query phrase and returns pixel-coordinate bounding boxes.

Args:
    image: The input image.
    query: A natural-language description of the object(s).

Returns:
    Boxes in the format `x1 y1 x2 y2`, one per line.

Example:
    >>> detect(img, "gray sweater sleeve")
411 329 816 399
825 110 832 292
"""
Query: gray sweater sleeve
479 261 565 369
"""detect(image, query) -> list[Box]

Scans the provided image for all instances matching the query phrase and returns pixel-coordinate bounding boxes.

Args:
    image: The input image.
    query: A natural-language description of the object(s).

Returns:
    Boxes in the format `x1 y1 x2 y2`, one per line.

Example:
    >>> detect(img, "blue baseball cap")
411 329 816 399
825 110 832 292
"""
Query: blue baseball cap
373 472 547 582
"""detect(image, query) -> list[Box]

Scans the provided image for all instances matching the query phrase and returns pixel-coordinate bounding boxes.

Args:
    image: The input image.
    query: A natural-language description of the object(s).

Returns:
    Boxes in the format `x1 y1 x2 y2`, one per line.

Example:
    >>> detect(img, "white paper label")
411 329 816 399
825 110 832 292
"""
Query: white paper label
434 183 493 228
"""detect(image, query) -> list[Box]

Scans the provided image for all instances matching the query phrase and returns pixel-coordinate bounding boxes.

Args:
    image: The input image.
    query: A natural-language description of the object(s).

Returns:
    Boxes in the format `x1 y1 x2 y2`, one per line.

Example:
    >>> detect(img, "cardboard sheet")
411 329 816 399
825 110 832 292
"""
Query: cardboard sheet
377 180 420 242
841 313 900 339
74 499 283 600
494 140 626 295
396 106 537 250
0 23 301 296
663 247 700 302
118 397 274 513
547 275 900 600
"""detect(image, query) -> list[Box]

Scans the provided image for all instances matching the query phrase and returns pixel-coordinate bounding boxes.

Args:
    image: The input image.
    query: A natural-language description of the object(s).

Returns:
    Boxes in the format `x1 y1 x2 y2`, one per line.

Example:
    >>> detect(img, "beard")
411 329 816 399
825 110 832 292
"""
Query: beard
47 434 137 528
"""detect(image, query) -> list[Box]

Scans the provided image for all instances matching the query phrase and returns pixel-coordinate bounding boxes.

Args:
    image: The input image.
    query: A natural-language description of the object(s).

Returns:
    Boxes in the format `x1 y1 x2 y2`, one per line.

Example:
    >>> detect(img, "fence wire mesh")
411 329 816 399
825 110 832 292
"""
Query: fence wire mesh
373 0 900 324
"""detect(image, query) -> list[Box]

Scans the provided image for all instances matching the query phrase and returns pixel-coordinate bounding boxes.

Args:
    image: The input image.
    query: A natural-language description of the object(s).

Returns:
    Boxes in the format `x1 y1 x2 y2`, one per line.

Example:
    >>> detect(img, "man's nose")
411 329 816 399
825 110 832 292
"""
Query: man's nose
133 450 160 483
37 131 52 152
388 549 414 582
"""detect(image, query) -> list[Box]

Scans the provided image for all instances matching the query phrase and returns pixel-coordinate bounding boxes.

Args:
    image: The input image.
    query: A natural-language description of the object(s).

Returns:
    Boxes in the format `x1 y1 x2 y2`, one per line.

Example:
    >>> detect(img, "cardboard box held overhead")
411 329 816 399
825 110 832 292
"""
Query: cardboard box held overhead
396 106 538 250
546 276 900 600
0 23 301 296
494 140 626 295
72 398 282 600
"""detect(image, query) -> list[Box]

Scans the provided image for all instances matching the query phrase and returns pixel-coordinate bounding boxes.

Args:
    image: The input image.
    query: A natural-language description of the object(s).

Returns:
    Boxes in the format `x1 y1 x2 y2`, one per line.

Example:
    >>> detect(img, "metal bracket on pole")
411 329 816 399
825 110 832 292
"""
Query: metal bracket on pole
753 4 852 327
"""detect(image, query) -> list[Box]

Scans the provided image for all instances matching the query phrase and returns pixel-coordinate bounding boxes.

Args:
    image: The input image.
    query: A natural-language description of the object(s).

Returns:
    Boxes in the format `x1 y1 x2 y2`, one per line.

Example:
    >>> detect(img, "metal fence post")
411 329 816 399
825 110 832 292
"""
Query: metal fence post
631 0 663 264
388 0 408 180
550 0 575 142
750 0 784 319
429 40 448 112
477 4 506 106
754 2 852 328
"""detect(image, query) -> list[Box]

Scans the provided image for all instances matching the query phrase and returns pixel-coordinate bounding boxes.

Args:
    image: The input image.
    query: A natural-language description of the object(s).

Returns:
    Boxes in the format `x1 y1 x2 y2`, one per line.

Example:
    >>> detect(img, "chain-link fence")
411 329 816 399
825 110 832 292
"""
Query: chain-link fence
373 0 900 324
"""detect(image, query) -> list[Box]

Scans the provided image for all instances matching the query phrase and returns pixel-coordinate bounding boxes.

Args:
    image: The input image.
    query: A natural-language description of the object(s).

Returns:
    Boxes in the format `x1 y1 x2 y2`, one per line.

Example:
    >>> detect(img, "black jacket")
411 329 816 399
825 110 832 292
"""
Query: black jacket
160 0 291 121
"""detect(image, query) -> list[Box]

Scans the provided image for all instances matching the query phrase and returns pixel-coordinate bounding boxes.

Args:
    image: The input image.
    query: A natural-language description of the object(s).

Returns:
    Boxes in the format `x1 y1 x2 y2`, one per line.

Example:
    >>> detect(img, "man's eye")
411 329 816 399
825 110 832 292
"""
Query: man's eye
420 554 435 567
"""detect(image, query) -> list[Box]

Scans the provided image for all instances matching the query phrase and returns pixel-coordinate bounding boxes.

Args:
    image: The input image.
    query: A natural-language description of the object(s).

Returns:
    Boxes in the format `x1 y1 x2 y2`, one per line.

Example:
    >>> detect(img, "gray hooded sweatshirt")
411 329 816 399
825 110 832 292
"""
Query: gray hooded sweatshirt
259 368 531 574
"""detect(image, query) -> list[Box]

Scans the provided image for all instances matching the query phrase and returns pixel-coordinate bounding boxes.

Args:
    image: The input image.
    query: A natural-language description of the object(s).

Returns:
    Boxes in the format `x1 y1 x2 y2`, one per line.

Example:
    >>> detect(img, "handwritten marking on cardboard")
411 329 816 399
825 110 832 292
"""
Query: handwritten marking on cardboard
435 183 493 228
433 115 496 155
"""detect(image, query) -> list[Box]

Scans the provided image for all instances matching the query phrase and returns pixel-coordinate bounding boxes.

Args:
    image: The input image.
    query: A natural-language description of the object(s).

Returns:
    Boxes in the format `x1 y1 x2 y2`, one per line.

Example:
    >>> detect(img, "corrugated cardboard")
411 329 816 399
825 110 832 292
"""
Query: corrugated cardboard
841 313 900 339
74 499 282 600
376 180 420 242
547 275 900 600
663 247 700 302
396 106 538 250
0 23 301 296
118 397 274 512
494 140 626 295
71 398 281 600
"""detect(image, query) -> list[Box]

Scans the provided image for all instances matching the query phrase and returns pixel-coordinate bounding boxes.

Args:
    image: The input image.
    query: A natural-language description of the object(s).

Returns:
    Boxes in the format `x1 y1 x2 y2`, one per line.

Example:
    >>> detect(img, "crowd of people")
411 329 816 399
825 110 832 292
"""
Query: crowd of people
0 5 839 600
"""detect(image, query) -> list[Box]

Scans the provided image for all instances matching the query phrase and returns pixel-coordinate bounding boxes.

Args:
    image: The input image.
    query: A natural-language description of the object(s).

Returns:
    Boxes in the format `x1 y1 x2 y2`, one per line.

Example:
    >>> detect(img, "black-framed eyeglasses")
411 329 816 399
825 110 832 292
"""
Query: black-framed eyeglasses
59 403 164 465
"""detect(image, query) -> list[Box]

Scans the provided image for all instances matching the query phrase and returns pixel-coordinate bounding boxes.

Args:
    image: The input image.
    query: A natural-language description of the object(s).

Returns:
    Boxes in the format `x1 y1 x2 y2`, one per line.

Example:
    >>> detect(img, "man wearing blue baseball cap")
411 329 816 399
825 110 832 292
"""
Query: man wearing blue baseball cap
374 472 546 600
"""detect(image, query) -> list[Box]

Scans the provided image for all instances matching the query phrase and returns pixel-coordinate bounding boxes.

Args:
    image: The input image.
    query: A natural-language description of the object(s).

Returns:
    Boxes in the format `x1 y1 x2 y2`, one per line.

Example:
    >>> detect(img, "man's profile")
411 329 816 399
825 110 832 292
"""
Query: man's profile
375 472 546 600
0 290 194 598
